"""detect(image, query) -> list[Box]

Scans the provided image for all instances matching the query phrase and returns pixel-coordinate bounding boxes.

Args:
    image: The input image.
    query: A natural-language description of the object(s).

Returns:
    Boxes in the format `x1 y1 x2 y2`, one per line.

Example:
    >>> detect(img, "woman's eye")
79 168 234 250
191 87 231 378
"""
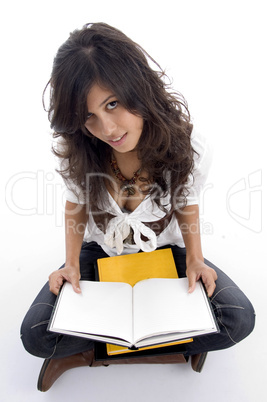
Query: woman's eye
86 113 93 120
107 101 118 110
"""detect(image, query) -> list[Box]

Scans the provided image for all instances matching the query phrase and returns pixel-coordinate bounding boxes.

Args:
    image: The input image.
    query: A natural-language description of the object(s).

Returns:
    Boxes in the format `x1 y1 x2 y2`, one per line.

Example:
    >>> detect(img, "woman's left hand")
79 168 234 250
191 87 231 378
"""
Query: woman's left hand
186 258 218 297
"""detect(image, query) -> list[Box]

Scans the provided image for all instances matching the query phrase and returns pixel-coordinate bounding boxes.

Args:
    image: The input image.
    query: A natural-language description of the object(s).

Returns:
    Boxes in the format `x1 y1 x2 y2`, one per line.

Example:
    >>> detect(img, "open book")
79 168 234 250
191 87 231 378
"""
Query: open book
49 277 219 349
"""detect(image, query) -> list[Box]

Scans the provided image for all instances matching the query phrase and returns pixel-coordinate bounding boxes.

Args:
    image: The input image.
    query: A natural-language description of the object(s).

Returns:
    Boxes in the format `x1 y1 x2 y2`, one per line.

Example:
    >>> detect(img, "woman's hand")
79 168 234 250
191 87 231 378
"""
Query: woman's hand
49 264 81 296
186 258 218 297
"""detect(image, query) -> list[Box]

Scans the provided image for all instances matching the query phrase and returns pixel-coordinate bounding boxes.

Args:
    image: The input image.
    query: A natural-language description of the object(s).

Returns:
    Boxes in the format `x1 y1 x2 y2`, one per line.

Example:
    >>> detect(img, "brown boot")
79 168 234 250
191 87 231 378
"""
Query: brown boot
37 350 95 392
38 348 188 391
191 352 208 373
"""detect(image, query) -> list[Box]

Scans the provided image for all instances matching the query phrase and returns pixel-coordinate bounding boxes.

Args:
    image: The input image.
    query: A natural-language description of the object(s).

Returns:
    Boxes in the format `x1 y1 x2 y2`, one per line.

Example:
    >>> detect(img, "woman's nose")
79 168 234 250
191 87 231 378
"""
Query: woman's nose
100 116 117 137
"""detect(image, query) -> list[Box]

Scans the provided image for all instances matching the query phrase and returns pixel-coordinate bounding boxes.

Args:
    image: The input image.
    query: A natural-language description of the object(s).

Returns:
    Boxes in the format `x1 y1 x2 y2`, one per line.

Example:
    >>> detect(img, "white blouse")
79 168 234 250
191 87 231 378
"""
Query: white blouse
62 129 212 256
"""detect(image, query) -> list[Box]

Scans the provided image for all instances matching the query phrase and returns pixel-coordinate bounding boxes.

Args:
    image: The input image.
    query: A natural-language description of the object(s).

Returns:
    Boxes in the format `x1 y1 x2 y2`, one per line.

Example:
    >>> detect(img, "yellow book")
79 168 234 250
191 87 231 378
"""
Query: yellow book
97 248 178 286
106 338 193 356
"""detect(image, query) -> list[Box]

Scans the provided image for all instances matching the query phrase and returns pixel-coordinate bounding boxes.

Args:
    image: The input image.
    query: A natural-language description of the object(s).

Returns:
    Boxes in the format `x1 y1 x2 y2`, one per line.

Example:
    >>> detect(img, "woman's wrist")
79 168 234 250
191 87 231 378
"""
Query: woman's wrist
64 259 80 271
186 253 204 266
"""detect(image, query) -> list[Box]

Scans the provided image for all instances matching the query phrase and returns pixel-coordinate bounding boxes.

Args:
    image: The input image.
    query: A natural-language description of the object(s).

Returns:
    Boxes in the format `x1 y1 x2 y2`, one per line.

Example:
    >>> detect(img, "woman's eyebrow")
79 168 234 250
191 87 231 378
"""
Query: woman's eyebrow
87 95 116 115
99 95 116 107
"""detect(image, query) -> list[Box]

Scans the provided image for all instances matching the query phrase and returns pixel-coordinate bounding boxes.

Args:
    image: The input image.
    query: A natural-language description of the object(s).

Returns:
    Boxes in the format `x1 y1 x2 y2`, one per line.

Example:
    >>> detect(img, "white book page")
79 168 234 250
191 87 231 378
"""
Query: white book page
133 278 215 343
51 281 133 343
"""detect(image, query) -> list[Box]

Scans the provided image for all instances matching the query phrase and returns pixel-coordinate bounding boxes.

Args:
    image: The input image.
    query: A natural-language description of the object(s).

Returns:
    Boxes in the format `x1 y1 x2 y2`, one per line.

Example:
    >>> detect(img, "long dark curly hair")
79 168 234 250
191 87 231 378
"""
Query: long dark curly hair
45 23 195 212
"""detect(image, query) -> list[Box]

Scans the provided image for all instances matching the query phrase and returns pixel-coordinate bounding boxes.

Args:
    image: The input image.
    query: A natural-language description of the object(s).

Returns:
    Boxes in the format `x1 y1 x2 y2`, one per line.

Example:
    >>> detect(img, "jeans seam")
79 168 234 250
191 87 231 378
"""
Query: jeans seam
46 340 58 359
212 298 241 345
217 315 238 344
213 304 245 310
28 302 54 311
31 320 50 329
211 285 239 301
29 317 59 359
27 301 58 358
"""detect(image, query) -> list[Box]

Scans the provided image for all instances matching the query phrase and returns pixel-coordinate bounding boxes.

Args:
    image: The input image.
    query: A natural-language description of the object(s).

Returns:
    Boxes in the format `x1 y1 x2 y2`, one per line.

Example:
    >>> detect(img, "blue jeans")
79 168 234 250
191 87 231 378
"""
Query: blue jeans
20 242 255 358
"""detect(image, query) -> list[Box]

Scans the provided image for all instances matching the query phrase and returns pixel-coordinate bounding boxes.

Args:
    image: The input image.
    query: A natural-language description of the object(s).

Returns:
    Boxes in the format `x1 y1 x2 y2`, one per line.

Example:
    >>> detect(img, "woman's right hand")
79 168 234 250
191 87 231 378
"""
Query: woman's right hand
49 264 81 295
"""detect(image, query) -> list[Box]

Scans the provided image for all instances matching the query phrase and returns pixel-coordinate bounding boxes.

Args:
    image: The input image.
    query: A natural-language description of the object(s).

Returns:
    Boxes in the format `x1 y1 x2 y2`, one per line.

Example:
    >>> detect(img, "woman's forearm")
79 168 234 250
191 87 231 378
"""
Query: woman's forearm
48 201 88 295
175 204 204 263
175 204 217 296
65 201 88 267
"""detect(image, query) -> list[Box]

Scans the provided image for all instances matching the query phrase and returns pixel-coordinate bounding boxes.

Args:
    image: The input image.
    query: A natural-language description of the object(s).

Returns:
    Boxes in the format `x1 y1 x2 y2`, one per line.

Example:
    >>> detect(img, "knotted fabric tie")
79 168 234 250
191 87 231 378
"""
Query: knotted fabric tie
104 214 157 255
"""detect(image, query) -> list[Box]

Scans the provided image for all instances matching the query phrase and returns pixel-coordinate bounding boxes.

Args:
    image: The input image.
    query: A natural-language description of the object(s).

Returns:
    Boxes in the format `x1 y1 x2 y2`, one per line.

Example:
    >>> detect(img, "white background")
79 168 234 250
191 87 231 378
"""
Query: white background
1 0 266 401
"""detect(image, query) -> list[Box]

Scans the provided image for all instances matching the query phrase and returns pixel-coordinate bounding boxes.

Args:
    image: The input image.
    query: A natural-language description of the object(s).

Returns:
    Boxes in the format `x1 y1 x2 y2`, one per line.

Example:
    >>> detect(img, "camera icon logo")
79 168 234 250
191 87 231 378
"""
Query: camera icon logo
226 170 262 233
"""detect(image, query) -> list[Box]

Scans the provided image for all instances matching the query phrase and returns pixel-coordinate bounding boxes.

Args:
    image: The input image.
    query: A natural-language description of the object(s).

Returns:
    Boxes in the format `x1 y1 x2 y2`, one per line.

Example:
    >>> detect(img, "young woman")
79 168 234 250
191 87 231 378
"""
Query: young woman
20 23 255 391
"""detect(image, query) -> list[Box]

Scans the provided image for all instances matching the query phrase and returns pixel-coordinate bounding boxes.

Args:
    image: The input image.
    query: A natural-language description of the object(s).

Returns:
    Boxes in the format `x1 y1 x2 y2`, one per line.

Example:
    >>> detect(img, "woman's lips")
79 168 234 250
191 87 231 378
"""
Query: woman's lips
108 133 127 146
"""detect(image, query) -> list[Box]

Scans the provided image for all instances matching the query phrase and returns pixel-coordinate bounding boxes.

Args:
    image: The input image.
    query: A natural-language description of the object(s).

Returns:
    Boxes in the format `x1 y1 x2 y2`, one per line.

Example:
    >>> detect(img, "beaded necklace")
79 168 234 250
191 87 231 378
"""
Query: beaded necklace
110 156 141 196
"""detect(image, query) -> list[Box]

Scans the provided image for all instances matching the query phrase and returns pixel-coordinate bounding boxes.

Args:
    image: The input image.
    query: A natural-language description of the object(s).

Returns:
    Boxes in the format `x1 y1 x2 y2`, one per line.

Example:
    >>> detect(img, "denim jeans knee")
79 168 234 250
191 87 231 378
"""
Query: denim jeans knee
211 285 255 345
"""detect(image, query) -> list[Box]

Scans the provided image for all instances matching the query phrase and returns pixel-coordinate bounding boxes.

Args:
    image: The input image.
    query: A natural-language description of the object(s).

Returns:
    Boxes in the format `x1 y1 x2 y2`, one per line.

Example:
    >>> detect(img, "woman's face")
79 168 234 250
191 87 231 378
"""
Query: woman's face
84 83 144 154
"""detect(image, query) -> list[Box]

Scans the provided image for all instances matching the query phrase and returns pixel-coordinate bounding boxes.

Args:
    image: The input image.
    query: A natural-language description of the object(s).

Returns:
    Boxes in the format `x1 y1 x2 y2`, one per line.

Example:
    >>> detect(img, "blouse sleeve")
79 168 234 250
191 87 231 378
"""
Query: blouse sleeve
63 180 86 205
55 138 87 205
181 129 212 207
